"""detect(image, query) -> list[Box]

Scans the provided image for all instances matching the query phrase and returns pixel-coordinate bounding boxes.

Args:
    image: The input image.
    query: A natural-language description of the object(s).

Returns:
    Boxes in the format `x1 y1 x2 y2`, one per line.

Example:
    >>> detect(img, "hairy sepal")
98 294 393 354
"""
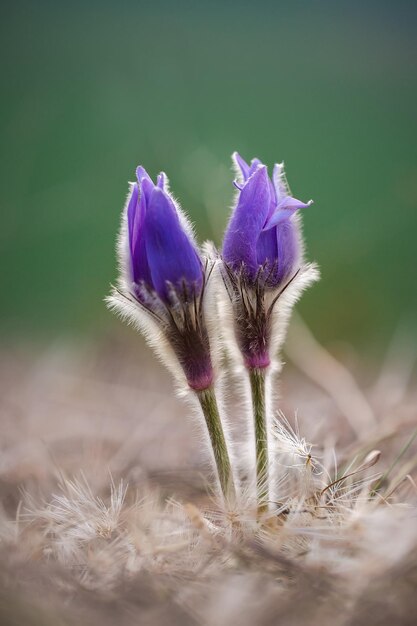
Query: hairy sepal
106 287 187 392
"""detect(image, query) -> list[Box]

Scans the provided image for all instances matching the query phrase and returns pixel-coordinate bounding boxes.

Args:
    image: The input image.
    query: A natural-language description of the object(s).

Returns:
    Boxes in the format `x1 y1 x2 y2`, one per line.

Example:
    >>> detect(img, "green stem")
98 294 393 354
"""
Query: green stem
197 387 236 503
249 367 269 513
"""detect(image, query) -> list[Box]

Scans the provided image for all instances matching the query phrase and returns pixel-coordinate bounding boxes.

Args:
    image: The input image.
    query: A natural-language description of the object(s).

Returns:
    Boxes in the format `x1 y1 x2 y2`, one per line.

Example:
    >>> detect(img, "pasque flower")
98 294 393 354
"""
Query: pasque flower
107 156 317 510
116 166 212 392
223 153 312 289
127 167 203 304
107 165 236 502
221 153 314 369
219 152 318 513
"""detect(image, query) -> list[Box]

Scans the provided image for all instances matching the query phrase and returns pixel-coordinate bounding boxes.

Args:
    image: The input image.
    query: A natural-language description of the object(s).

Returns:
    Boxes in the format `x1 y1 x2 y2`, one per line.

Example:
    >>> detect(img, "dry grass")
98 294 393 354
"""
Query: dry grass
0 324 416 625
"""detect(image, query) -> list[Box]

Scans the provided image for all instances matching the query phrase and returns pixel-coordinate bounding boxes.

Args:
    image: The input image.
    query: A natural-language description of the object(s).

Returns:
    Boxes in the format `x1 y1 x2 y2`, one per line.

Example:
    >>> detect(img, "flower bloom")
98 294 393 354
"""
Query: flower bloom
221 153 314 369
112 166 214 391
223 153 312 288
127 167 203 303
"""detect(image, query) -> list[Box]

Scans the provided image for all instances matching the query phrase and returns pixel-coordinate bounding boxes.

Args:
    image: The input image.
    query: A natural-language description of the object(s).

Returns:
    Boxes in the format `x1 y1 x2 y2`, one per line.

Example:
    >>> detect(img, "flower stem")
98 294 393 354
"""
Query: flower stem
197 387 236 503
249 367 269 514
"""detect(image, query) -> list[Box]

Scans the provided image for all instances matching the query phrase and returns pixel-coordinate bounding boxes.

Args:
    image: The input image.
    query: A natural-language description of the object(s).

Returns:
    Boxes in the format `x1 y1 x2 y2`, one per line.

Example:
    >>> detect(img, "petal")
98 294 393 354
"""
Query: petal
136 166 156 208
233 152 262 182
156 171 167 189
144 187 203 301
127 183 152 286
136 165 153 185
275 220 300 286
127 182 140 256
272 162 288 202
233 152 251 181
223 165 271 279
264 197 313 230
256 227 278 267
234 155 276 219
248 157 262 177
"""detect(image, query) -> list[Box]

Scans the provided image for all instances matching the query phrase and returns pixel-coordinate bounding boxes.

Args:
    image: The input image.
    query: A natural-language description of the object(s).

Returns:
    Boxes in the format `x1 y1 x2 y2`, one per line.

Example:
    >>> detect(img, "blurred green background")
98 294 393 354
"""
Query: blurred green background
1 0 416 356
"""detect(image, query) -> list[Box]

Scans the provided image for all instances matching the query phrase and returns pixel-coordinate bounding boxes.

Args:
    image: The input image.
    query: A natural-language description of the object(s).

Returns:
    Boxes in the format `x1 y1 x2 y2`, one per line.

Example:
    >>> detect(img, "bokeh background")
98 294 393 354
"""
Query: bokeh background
1 7 417 622
1 0 416 359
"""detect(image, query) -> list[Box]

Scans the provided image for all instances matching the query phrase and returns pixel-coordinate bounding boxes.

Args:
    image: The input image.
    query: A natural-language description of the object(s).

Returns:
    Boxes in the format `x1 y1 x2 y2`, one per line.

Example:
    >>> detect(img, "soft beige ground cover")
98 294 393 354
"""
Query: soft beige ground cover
0 324 416 625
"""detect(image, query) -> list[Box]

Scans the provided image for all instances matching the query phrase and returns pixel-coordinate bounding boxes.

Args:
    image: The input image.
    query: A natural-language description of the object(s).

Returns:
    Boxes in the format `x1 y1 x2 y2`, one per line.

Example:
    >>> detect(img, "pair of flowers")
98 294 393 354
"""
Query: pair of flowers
108 153 318 511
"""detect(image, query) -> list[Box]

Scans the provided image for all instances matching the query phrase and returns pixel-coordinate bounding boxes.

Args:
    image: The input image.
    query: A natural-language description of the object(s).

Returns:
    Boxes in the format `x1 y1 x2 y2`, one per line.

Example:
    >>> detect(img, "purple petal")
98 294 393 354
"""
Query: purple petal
248 158 262 177
233 152 263 182
223 165 271 280
256 227 278 267
233 152 251 181
278 196 313 211
144 188 203 301
264 197 312 230
127 183 152 286
136 166 153 184
272 162 288 202
275 220 300 286
127 183 140 256
156 172 167 189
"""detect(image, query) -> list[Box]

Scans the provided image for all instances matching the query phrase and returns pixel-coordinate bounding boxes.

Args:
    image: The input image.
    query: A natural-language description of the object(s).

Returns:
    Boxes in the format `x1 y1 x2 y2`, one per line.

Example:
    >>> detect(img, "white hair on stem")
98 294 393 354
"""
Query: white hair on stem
214 153 320 493
210 252 319 511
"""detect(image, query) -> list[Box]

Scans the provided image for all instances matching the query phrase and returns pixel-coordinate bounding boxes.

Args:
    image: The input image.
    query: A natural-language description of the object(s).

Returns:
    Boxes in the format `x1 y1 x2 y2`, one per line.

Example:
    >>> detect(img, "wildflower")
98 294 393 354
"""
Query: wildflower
127 167 203 305
223 153 312 290
112 165 212 392
219 153 319 512
222 153 314 370
107 166 236 502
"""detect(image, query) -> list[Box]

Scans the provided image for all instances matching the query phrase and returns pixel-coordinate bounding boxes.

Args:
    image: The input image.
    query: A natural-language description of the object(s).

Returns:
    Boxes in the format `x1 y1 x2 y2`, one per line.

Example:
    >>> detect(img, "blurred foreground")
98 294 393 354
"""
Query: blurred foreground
0 324 416 625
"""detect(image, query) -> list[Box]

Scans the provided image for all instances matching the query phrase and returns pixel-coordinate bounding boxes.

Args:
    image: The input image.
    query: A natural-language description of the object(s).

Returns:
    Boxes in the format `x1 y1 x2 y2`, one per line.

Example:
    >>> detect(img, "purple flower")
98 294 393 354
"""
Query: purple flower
220 153 314 370
116 165 214 391
127 166 203 302
223 153 312 287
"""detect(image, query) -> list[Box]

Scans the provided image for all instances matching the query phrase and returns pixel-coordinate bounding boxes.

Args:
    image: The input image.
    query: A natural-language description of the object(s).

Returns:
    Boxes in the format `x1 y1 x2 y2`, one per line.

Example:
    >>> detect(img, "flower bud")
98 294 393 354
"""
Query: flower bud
220 153 317 370
109 166 214 392
223 153 312 288
127 167 203 303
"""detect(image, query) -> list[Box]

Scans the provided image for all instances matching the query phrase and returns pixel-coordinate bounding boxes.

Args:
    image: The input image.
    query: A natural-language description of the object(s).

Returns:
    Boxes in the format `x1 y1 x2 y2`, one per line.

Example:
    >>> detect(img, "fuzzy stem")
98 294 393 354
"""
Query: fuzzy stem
249 367 269 514
197 387 236 503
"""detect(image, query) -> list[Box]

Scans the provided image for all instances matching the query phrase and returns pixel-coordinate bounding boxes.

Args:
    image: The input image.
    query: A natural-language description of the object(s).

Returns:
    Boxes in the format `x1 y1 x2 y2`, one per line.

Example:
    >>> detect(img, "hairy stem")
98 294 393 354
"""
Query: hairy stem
197 387 236 503
249 367 269 514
